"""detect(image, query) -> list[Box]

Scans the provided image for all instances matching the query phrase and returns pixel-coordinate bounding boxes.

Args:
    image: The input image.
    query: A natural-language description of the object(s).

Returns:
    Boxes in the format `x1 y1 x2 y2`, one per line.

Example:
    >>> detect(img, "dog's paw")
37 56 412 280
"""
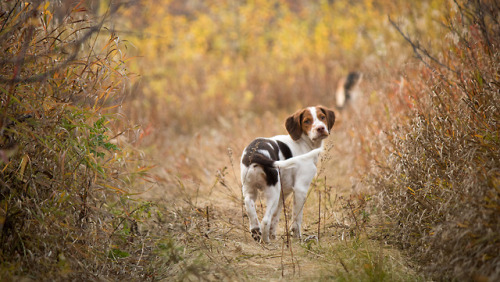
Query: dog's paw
290 227 301 239
251 228 262 242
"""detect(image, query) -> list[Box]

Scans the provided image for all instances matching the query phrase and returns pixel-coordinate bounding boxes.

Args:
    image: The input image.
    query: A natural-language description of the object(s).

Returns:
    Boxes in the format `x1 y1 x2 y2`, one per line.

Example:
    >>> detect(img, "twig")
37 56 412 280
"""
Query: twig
388 16 457 76
278 168 296 276
347 200 360 234
279 169 290 248
108 204 149 238
0 1 19 33
318 189 321 242
281 235 285 277
279 168 288 278
227 147 248 242
323 182 327 235
136 240 145 265
339 256 350 273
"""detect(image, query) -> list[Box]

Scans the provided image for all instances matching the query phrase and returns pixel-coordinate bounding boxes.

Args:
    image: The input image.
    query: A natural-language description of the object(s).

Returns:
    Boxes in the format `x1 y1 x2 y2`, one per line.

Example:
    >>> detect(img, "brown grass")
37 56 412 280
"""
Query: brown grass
367 1 500 280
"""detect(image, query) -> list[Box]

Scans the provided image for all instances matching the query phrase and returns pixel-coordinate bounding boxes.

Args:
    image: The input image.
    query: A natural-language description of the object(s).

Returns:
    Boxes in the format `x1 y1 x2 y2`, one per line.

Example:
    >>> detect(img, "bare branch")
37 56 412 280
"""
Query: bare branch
388 16 458 77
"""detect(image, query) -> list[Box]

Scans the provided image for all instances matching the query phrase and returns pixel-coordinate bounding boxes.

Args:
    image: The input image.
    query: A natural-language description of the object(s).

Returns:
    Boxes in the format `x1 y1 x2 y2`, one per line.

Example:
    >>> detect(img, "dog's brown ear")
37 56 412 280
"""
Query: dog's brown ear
318 106 336 131
285 109 304 141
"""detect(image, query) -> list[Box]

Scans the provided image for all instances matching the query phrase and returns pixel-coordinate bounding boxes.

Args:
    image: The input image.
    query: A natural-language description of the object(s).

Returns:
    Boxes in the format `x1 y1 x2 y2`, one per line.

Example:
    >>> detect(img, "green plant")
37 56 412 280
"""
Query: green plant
0 1 167 280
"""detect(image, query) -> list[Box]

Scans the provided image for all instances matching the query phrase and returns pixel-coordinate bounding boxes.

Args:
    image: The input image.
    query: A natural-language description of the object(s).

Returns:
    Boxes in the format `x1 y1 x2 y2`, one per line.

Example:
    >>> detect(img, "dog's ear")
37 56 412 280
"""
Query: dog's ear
318 106 336 131
285 109 304 141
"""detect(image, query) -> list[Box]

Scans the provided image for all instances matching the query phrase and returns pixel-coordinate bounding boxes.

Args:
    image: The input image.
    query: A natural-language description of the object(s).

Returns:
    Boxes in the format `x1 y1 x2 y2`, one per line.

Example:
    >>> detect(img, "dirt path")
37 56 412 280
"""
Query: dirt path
157 175 418 281
144 111 420 280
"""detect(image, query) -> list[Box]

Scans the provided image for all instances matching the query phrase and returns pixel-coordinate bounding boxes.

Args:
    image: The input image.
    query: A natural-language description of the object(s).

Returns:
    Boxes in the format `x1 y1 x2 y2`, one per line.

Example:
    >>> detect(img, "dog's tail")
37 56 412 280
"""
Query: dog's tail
246 148 322 170
246 153 275 168
273 148 323 169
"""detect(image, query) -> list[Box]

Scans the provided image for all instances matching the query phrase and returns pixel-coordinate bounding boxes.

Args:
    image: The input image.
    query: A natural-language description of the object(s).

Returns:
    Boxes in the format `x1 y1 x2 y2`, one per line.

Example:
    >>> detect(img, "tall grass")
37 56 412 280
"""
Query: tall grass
369 0 499 280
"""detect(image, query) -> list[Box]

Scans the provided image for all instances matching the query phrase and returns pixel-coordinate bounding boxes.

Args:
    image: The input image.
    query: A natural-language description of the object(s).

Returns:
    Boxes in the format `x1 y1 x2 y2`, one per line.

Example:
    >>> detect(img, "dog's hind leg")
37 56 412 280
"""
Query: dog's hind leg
243 186 261 241
260 183 280 243
269 189 292 240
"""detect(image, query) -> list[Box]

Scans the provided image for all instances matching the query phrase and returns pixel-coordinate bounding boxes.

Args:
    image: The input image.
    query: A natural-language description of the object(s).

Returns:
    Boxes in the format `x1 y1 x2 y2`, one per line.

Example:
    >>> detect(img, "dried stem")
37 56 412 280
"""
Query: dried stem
318 189 321 242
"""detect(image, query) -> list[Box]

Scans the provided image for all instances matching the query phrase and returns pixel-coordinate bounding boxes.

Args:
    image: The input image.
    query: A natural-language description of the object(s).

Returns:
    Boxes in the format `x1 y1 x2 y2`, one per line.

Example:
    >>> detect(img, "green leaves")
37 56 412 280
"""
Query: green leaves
109 248 130 259
0 1 144 279
88 116 119 159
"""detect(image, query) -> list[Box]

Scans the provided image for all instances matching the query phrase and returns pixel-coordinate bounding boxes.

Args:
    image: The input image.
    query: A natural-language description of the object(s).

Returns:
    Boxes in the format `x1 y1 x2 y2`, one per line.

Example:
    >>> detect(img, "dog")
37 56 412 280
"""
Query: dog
335 71 363 109
240 106 335 243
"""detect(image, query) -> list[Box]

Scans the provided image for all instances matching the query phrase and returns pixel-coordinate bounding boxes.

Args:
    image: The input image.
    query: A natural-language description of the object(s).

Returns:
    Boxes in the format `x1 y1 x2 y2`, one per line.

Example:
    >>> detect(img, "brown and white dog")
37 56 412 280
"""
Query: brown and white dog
240 106 335 243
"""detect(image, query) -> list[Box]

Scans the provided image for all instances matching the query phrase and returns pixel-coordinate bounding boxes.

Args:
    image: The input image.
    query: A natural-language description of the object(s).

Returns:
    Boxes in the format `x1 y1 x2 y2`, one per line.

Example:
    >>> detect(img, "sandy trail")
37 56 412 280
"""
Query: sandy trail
142 109 417 280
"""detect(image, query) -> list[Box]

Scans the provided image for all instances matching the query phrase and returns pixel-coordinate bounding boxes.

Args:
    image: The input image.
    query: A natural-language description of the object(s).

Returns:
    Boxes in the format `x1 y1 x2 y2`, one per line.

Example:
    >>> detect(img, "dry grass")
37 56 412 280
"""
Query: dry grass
367 1 500 280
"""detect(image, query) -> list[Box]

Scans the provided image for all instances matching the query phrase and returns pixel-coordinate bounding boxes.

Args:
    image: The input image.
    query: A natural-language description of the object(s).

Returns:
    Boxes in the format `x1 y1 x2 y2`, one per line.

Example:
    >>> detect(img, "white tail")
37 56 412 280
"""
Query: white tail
273 148 323 169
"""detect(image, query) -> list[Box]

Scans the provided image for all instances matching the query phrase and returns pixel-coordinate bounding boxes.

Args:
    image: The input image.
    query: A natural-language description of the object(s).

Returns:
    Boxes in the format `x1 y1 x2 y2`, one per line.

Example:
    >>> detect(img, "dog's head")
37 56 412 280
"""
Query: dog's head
285 106 336 141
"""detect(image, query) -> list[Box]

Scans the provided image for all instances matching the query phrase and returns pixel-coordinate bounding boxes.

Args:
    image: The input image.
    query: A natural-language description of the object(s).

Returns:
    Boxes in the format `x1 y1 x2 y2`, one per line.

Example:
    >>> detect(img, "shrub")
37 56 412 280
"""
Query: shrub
0 1 168 279
370 0 499 280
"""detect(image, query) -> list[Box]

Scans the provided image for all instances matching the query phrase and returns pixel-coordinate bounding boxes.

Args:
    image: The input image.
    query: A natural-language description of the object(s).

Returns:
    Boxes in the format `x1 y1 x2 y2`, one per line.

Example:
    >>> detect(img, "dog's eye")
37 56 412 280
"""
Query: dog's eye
303 119 311 124
320 115 326 120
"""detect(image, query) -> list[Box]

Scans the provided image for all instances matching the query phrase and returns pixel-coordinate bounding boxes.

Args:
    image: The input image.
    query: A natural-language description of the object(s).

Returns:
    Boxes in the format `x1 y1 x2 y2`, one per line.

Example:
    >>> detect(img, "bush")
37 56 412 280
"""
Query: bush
370 0 499 280
0 1 169 279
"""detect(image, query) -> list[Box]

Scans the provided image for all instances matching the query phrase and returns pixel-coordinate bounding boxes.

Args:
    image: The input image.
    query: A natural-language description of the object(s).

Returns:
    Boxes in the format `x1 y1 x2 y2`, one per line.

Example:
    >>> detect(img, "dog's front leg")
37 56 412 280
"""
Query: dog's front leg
291 189 307 239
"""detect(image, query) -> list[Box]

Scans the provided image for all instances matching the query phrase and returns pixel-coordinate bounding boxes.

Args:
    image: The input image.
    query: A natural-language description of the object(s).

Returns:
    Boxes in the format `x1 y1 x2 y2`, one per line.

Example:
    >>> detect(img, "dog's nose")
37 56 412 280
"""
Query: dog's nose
317 126 326 133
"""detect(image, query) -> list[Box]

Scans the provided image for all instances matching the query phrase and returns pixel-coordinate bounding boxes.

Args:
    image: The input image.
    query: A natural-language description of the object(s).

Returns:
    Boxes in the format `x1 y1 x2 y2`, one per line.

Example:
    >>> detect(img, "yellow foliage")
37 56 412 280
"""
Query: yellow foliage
116 0 449 131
